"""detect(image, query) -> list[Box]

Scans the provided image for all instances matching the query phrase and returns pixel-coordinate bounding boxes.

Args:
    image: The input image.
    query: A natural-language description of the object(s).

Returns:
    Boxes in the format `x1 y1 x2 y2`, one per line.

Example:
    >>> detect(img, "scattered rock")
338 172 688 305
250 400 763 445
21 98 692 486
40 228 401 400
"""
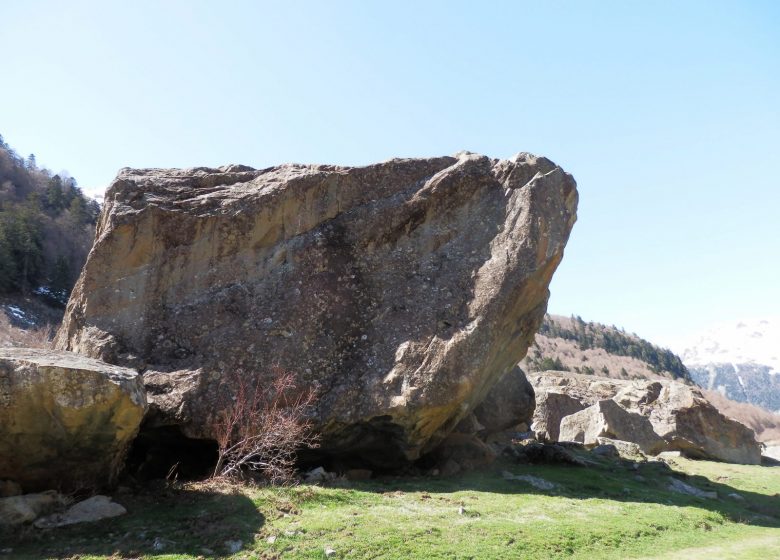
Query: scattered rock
33 495 127 528
667 478 717 499
0 348 146 491
529 371 762 465
0 491 65 527
324 547 337 557
501 471 558 491
559 399 666 455
728 492 745 501
224 539 243 553
55 153 577 466
266 535 277 544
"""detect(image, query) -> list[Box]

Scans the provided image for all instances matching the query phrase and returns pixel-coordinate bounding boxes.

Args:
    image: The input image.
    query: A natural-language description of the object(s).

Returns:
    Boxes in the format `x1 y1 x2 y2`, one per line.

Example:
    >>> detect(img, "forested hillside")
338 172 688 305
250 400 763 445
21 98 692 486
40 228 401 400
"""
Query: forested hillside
526 314 692 382
0 134 98 305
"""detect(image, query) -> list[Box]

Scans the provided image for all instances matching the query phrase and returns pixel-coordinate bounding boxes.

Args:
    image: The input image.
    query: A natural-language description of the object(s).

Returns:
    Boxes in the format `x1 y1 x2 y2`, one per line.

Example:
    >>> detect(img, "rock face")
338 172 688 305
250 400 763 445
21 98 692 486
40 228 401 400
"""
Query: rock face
558 399 666 454
0 348 146 491
55 153 577 464
472 366 535 434
529 371 762 464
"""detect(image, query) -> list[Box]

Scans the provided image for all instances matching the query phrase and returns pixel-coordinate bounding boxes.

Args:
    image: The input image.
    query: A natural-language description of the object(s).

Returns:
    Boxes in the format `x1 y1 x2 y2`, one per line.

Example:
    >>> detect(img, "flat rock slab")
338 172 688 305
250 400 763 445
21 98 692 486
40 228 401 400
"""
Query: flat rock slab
0 348 146 491
55 152 577 464
34 495 127 528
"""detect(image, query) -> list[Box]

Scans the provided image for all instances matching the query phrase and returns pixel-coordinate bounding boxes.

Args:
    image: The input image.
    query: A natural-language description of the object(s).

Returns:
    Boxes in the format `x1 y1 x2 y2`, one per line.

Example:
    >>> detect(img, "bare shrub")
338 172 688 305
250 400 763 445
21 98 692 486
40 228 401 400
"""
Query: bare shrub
211 367 319 483
0 313 53 348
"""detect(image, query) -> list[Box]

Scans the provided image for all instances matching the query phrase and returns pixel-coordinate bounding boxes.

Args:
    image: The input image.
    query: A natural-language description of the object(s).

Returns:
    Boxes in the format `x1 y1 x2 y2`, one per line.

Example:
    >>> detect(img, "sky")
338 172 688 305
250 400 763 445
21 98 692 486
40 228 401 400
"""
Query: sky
1 0 778 349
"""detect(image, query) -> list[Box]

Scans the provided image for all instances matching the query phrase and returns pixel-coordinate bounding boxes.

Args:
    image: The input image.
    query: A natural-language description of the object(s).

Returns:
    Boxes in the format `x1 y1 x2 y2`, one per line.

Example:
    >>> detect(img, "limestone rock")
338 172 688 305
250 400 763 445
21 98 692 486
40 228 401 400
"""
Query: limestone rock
559 399 667 455
55 152 577 464
472 366 535 434
531 391 585 442
530 371 761 464
0 348 146 491
33 495 127 528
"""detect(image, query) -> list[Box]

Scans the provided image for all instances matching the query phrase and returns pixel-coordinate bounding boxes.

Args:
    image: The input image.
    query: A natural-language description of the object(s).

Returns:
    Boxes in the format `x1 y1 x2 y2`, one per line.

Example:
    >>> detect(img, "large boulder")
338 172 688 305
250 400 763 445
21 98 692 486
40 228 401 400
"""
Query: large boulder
647 383 762 465
54 152 577 464
532 391 585 442
529 371 762 464
559 399 666 455
472 366 535 434
0 348 146 491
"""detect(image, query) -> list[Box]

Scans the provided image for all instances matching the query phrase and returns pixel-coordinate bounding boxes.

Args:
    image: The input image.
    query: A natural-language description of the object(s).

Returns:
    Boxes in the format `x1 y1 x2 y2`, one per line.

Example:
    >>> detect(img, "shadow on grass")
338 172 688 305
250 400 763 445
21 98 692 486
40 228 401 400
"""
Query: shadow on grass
6 483 265 559
348 458 780 529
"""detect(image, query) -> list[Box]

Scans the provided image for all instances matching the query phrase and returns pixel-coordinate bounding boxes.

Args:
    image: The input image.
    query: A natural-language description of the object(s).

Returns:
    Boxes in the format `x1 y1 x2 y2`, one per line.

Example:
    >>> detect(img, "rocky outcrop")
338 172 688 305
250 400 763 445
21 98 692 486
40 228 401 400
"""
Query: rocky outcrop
558 399 666 454
0 348 146 491
55 153 577 464
529 371 762 464
472 366 535 434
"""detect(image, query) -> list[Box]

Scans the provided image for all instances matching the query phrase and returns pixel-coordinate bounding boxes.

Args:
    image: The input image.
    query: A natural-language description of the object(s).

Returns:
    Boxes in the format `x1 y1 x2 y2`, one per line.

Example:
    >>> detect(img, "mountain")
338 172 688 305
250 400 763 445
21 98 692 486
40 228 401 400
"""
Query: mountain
677 318 780 414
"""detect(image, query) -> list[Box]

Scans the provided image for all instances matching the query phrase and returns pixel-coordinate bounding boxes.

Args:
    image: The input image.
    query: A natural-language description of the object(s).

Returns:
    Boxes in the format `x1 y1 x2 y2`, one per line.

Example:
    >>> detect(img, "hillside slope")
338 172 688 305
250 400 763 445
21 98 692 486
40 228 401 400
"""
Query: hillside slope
0 133 98 305
525 314 690 382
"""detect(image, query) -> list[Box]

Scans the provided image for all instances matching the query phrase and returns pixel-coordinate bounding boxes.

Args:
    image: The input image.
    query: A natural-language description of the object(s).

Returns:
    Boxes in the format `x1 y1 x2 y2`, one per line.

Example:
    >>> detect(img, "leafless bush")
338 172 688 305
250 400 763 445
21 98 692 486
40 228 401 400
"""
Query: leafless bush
0 314 53 348
211 367 319 483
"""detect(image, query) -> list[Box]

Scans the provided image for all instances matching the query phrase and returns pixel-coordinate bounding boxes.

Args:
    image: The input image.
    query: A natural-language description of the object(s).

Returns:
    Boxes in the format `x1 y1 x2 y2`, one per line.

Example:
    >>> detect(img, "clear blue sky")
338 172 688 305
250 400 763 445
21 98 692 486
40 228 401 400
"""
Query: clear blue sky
2 0 778 348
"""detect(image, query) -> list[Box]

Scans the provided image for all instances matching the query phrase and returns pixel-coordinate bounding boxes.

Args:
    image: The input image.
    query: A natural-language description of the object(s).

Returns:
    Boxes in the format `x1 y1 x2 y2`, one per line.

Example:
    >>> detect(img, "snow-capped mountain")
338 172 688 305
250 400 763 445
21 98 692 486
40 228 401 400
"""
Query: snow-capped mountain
676 318 780 413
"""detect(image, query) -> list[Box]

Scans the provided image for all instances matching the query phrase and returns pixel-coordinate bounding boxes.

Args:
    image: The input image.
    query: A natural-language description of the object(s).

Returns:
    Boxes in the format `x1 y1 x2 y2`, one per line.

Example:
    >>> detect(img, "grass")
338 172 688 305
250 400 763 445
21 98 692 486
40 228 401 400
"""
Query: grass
5 456 779 559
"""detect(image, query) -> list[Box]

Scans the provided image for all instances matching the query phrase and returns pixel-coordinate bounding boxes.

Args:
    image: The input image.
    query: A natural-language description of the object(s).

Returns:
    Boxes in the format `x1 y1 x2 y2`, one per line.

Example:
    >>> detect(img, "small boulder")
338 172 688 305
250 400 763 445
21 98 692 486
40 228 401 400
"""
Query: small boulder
33 495 126 528
559 400 666 455
667 478 717 500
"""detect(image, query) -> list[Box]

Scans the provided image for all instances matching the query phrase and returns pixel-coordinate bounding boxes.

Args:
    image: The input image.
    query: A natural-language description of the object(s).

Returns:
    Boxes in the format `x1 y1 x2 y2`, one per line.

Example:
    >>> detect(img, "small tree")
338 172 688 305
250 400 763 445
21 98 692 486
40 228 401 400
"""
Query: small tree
211 367 319 483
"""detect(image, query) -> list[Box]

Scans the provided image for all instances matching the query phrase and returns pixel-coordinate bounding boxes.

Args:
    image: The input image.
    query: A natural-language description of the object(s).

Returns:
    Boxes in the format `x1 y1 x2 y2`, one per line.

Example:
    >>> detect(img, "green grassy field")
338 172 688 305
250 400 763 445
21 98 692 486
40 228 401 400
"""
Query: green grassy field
6 456 779 559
